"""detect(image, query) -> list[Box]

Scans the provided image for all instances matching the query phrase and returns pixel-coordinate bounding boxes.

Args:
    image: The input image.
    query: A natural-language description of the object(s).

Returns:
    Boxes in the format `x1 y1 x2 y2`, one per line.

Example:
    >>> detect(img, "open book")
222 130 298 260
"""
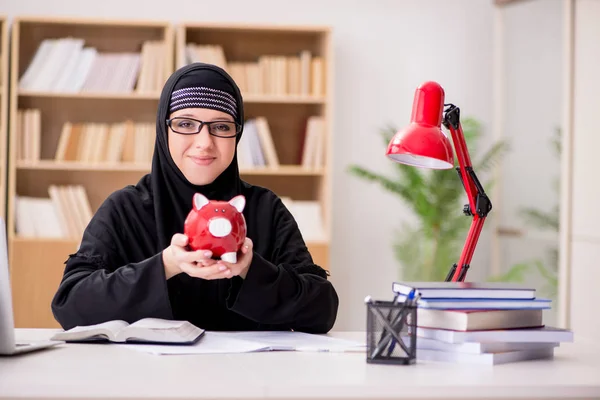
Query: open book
50 318 205 344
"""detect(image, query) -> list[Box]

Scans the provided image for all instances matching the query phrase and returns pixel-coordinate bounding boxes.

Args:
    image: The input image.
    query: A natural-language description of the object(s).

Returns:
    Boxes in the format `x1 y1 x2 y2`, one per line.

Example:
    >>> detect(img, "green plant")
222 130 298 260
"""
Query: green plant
348 118 508 281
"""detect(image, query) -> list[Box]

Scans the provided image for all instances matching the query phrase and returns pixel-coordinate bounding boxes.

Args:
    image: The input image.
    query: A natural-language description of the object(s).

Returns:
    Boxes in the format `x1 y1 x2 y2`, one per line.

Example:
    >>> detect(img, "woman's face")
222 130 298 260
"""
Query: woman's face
167 108 237 186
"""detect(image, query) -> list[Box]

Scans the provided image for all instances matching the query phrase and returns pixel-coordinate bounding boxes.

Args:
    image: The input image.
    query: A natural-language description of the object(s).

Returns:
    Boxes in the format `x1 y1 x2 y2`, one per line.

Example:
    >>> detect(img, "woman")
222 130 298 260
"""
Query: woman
51 62 339 333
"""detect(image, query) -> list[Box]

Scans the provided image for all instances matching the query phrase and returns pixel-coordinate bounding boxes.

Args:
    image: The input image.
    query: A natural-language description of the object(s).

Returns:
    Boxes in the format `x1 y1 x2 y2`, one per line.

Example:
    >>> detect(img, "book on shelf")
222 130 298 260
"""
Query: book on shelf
280 197 325 242
15 195 64 239
238 115 325 170
16 109 41 162
15 184 93 239
54 120 154 165
392 281 537 299
185 43 227 71
238 117 279 169
185 43 324 97
50 318 205 344
300 116 325 169
18 37 167 93
136 40 169 93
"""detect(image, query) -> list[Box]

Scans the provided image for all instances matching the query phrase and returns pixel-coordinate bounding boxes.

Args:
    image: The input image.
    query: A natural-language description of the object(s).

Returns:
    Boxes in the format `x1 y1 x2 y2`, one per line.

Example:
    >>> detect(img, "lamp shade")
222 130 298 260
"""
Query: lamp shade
386 81 454 169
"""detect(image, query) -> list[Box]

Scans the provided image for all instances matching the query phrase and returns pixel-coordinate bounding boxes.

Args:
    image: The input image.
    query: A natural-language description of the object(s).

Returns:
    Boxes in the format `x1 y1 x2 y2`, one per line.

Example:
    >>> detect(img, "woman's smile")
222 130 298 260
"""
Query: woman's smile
189 155 216 166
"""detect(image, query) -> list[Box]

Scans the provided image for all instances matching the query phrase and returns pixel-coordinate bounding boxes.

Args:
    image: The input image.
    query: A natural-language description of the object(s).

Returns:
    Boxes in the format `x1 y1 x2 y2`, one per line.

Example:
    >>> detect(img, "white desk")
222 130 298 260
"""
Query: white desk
1 329 599 400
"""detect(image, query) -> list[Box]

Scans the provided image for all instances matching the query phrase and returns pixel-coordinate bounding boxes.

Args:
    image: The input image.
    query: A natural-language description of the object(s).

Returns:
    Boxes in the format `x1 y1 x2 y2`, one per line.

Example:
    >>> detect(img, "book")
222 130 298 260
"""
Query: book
416 308 543 331
395 295 551 310
414 336 559 354
416 326 574 344
416 346 555 365
392 281 536 299
50 318 205 344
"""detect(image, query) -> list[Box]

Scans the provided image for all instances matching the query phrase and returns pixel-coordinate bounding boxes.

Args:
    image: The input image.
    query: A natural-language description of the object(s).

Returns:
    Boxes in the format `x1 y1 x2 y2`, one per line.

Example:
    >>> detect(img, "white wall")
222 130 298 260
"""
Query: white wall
501 1 563 229
497 0 563 326
567 0 600 339
0 0 496 330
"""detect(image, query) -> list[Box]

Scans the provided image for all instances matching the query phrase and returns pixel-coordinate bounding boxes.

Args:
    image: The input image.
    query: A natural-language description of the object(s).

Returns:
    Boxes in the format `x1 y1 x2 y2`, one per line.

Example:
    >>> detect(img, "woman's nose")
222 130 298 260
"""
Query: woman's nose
193 124 214 149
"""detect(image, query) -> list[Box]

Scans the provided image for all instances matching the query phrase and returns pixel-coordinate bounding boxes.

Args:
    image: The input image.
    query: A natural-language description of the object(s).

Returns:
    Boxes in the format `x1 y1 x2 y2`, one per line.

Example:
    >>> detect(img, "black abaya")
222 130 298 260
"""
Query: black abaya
50 63 339 333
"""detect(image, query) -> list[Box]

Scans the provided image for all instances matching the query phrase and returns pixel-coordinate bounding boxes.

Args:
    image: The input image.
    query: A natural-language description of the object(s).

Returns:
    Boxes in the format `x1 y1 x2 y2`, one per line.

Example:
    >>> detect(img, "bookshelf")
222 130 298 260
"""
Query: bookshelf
0 17 8 222
176 22 333 272
8 16 173 328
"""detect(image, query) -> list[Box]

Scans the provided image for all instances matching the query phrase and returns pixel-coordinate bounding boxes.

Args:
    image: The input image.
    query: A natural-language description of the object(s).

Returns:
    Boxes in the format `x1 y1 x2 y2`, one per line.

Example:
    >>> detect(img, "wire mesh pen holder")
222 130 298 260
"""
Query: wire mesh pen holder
366 299 417 365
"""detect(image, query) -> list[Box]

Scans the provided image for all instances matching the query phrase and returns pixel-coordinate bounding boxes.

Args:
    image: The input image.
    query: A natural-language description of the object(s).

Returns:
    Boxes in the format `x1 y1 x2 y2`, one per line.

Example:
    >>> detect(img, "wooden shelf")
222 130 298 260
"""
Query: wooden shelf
0 17 8 221
18 91 325 104
9 15 174 28
177 21 331 33
11 236 81 244
7 18 333 328
242 94 326 104
16 160 325 176
18 90 161 100
240 166 325 176
176 23 329 69
7 16 174 329
17 160 152 172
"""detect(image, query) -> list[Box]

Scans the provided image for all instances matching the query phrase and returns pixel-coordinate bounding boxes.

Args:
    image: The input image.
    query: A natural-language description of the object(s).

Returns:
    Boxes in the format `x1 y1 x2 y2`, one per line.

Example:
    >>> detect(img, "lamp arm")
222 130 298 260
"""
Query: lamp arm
442 104 493 282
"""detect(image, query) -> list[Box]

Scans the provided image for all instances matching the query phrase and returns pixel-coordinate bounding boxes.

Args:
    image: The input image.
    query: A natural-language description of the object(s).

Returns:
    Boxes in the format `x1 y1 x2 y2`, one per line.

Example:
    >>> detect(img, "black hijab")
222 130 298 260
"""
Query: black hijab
151 63 245 250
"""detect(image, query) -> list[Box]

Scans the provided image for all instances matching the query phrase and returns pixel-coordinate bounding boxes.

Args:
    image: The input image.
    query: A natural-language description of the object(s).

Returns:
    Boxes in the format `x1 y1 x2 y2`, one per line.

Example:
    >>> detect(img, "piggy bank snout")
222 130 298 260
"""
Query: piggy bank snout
208 217 232 238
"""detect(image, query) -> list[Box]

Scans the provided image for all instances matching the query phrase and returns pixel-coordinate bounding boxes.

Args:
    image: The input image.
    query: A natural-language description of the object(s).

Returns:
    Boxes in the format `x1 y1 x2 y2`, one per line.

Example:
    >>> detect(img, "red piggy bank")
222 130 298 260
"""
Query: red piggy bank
183 193 247 263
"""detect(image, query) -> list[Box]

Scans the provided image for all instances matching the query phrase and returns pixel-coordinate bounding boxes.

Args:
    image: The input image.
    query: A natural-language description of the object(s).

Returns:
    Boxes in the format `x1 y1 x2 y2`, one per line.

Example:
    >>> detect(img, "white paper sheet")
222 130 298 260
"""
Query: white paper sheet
213 331 366 352
123 333 271 355
122 331 365 355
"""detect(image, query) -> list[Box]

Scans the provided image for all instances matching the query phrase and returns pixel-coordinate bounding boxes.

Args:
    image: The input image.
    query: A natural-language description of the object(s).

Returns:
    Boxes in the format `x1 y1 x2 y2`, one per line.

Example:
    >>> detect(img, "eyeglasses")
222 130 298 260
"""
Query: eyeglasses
166 117 241 138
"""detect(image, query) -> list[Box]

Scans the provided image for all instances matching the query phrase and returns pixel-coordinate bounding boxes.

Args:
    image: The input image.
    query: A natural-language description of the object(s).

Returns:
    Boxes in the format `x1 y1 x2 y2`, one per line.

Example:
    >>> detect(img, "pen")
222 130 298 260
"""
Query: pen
386 291 420 357
385 289 417 357
370 293 401 354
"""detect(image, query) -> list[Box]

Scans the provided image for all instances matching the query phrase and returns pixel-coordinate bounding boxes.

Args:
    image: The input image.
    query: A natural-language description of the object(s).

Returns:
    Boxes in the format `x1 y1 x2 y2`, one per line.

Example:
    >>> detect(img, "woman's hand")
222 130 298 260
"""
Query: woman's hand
216 238 254 279
162 233 231 280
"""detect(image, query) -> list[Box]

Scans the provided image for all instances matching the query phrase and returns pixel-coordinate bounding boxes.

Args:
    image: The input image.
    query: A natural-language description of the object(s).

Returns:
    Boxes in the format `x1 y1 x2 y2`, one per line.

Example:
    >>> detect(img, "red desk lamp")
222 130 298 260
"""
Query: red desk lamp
386 81 492 282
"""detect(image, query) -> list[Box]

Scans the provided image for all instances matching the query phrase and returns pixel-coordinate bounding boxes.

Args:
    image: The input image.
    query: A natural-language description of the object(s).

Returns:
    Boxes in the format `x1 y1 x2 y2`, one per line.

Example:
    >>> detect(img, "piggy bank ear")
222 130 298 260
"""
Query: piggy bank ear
229 195 246 213
193 193 210 210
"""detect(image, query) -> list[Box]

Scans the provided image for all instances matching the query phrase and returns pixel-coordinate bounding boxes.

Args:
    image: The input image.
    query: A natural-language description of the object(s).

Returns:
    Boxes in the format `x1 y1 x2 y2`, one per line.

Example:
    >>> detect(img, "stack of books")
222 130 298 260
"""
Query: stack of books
392 281 574 365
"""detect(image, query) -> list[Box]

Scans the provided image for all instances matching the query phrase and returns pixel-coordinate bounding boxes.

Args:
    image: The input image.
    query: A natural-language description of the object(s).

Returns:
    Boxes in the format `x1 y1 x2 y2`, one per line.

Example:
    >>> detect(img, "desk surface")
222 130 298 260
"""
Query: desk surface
1 329 599 400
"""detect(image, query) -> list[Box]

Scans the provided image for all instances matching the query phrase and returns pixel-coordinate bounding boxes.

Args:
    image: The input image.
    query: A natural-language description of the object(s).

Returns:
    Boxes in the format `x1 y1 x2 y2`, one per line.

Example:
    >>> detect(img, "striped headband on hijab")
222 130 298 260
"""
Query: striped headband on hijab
168 69 239 120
